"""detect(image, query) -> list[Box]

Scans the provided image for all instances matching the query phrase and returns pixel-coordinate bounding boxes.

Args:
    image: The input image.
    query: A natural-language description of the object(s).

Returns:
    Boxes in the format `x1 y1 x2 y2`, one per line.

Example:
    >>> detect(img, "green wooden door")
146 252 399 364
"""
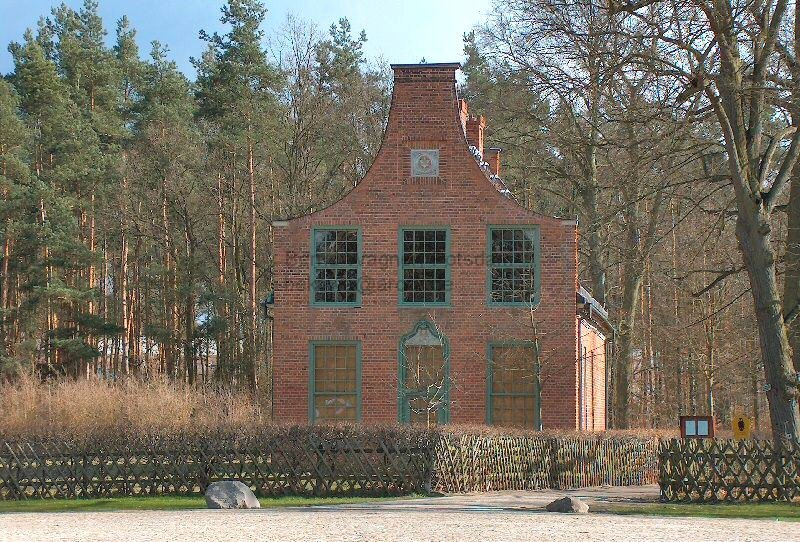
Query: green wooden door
399 321 450 425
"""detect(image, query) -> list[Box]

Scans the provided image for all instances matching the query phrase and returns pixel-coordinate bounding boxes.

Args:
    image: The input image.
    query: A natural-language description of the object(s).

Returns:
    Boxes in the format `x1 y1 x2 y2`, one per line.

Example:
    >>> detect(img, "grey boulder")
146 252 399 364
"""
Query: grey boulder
204 481 261 509
545 496 589 514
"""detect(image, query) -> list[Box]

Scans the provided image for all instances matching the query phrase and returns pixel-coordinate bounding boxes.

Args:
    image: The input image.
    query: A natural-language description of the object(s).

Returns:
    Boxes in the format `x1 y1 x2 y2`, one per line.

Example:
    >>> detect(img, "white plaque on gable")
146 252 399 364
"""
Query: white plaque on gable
411 149 439 177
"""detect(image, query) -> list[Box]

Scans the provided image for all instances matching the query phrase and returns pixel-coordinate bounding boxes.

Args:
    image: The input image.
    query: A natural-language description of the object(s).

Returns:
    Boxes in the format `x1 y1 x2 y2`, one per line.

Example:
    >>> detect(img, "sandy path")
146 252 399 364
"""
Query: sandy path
1 488 796 542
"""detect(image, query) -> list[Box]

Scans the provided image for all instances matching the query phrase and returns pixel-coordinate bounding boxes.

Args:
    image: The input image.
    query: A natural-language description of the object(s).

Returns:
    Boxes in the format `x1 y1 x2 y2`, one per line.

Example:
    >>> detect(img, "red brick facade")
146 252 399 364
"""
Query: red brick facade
272 63 607 430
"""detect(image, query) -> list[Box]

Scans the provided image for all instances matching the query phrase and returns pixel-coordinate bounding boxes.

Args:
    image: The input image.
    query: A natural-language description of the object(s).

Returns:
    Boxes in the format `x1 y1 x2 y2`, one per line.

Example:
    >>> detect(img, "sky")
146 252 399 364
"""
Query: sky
0 0 492 77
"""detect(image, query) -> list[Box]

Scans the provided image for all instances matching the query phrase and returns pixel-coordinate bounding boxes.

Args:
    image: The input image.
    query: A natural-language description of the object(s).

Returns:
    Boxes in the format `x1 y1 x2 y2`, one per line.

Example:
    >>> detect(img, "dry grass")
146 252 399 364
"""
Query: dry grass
0 376 680 441
0 375 265 438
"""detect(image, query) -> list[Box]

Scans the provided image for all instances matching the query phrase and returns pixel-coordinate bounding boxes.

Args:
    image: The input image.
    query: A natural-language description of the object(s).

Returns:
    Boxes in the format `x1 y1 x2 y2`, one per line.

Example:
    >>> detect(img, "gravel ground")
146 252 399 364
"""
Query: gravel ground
1 488 797 542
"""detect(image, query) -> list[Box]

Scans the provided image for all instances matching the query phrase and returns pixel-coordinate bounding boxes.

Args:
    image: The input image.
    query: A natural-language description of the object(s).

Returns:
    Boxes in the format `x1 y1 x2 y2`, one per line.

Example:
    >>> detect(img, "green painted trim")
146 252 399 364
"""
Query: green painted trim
485 225 542 308
398 320 451 424
486 341 541 429
308 340 362 423
310 226 363 308
398 226 452 308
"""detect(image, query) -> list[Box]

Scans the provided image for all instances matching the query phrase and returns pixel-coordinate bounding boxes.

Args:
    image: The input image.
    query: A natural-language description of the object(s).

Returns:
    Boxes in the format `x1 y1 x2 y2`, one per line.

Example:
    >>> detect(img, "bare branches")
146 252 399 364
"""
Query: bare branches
784 301 800 326
690 266 746 297
758 126 797 190
607 0 662 15
763 129 800 210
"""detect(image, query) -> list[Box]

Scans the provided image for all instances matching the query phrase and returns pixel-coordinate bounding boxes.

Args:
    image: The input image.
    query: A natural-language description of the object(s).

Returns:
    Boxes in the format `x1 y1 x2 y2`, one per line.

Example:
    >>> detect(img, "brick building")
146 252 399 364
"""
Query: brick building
272 63 610 430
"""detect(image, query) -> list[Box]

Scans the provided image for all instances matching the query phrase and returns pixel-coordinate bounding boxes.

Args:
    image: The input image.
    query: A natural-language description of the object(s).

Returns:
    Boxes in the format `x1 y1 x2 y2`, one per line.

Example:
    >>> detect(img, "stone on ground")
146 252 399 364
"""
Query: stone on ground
204 481 261 509
545 496 589 514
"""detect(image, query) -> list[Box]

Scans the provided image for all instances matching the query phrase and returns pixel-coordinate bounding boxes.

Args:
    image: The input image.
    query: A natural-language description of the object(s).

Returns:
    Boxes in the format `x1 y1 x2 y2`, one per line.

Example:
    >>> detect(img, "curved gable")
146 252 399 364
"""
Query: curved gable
277 63 562 227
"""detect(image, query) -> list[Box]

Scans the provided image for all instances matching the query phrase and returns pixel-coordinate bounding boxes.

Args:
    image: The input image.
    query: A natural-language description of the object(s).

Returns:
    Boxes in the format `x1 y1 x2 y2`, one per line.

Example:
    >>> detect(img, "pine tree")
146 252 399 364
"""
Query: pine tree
131 42 202 381
47 0 129 376
0 80 33 376
112 15 145 375
195 0 282 388
9 29 106 377
315 18 389 193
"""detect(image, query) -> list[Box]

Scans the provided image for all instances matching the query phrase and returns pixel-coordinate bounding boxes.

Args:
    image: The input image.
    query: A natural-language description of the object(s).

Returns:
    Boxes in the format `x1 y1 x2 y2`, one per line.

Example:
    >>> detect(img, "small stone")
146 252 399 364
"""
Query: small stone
545 496 589 514
205 481 261 509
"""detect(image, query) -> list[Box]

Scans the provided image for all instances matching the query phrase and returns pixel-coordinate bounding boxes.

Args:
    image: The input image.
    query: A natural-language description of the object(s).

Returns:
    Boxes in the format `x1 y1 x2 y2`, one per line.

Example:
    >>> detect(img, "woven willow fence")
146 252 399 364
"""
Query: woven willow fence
0 430 660 500
0 428 436 500
433 434 659 492
659 439 800 502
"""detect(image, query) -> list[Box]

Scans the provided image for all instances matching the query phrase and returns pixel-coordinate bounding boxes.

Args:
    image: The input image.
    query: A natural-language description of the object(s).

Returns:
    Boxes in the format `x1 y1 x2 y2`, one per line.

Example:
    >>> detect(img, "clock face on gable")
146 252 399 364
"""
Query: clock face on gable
410 149 439 177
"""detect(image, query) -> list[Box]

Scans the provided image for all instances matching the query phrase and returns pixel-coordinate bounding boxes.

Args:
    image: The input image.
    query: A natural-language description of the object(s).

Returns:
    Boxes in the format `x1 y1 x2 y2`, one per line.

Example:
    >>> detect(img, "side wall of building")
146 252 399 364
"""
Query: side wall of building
272 65 582 429
578 318 607 431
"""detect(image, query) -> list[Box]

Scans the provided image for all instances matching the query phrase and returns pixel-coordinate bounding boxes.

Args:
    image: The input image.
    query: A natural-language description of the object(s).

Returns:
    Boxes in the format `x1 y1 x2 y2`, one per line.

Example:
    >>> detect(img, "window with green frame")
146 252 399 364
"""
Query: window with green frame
488 226 539 305
311 228 360 305
399 228 449 305
487 344 539 428
310 342 361 422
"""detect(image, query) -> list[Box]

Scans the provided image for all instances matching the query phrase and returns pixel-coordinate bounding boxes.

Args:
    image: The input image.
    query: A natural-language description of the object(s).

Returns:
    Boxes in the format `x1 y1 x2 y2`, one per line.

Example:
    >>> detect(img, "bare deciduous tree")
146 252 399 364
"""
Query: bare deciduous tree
612 0 800 443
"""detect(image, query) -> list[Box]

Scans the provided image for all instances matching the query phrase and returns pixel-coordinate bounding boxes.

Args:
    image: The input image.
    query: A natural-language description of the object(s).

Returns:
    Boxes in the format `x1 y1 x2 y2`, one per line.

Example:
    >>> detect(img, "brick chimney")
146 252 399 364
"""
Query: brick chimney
465 114 486 158
389 63 461 148
485 148 501 176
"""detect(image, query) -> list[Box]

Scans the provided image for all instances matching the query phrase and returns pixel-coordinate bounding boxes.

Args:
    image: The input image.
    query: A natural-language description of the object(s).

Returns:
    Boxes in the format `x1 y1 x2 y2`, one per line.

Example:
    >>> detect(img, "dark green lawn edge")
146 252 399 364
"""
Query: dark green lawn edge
0 494 425 513
597 502 800 521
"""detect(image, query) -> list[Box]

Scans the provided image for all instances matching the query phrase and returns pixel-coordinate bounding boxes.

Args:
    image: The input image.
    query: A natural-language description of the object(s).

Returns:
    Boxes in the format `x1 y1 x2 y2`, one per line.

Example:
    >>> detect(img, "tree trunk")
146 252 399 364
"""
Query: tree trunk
0 223 9 350
217 170 228 380
248 135 258 390
120 226 129 375
120 167 130 375
580 180 606 306
613 262 643 428
184 287 195 384
162 177 176 379
641 260 656 424
671 203 683 420
183 220 196 384
131 233 141 374
751 358 761 431
784 164 800 375
0 151 8 350
737 211 800 444
580 87 606 306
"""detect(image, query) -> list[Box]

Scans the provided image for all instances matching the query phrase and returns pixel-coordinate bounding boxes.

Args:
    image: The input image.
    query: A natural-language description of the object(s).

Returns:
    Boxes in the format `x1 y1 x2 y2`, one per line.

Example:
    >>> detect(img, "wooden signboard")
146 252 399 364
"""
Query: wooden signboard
679 415 715 439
